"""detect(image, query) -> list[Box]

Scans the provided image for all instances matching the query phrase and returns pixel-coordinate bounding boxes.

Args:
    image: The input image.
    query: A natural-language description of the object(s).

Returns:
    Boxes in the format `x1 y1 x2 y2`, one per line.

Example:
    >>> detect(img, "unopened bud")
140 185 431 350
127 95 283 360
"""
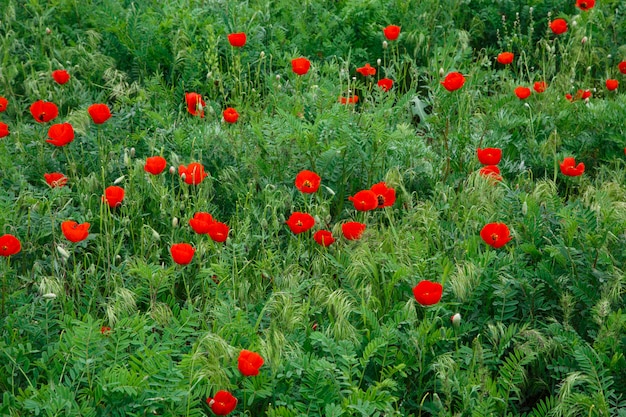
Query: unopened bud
382 40 388 49
439 68 445 77
607 54 612 59
276 74 281 80
571 20 577 27
260 51 265 59
180 173 186 181
114 175 125 185
169 166 175 175
522 201 528 216
377 58 382 66
42 293 57 299
451 313 461 327
151 229 160 240
45 27 51 35
130 147 135 157
582 36 588 44
586 66 591 72
172 217 179 228
57 245 70 261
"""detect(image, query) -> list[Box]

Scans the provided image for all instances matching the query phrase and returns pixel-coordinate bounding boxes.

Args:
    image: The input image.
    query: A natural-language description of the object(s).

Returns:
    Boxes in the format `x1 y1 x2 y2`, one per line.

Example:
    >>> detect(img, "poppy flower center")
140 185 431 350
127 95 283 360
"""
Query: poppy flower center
1 246 6 251
296 220 303 227
303 180 311 188
38 113 45 121
491 233 499 241
377 195 385 206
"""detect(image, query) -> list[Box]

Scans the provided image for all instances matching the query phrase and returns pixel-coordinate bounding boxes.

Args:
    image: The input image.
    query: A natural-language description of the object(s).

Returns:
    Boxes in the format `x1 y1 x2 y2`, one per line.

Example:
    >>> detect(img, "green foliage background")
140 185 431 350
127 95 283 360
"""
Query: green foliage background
0 0 625 416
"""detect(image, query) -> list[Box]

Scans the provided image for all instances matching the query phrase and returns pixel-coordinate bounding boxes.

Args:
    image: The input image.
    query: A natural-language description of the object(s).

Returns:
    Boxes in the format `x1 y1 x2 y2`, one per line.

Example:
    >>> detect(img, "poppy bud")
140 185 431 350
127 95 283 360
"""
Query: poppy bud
582 36 588 44
180 173 186 181
260 51 265 59
46 27 51 34
130 147 135 157
276 74 280 80
451 313 461 327
152 229 160 240
169 166 176 175
56 245 70 261
172 217 179 228
114 175 125 185
42 293 57 299
383 41 388 49
439 67 445 77
522 201 528 216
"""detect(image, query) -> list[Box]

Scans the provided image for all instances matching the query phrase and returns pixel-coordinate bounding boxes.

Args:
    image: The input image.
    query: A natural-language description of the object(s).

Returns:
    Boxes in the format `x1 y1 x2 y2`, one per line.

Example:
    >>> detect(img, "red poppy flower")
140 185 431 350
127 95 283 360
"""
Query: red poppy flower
286 212 315 234
178 162 208 185
341 222 366 240
619 61 626 75
30 100 59 123
412 280 443 306
52 69 70 85
189 212 214 234
480 223 512 249
441 72 465 92
479 165 502 181
533 81 547 93
100 326 111 335
606 79 619 91
207 222 229 243
227 32 246 47
185 92 205 118
291 57 311 75
61 220 90 243
44 172 67 187
356 63 376 77
549 18 568 35
514 86 531 100
370 182 396 208
0 122 8 138
206 390 237 415
0 97 7 112
170 243 195 265
565 93 573 102
223 107 239 124
0 234 21 257
560 157 585 176
377 78 393 92
383 25 400 41
295 170 321 193
88 103 111 124
46 123 75 146
348 190 378 211
313 230 335 247
476 148 502 165
497 52 514 65
238 349 264 376
144 156 167 175
575 0 595 11
578 89 592 100
103 186 125 208
339 95 359 104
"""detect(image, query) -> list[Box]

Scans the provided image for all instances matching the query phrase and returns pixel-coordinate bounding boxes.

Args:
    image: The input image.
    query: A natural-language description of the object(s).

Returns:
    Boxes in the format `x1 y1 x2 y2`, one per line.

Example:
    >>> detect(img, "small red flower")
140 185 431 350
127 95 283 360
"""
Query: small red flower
185 92 205 118
286 212 315 234
565 93 573 102
560 157 585 177
88 103 111 124
480 223 512 249
46 123 75 146
313 230 335 246
206 390 237 415
103 186 125 208
227 32 246 47
348 190 378 211
476 148 502 165
0 122 9 138
383 25 400 41
0 97 7 112
223 107 239 124
441 72 465 92
479 165 502 181
238 349 264 377
341 222 366 240
100 326 111 335
533 81 547 93
575 0 595 11
291 57 311 75
606 79 619 91
578 89 592 100
357 63 376 77
295 170 321 193
370 182 396 208
377 78 393 92
144 156 167 175
52 69 70 85
412 280 443 306
61 220 90 243
207 222 229 243
44 172 67 188
189 212 215 234
0 234 21 257
497 52 514 65
549 18 568 35
339 95 359 104
619 61 626 75
178 162 208 185
30 100 59 123
514 86 531 100
170 243 195 265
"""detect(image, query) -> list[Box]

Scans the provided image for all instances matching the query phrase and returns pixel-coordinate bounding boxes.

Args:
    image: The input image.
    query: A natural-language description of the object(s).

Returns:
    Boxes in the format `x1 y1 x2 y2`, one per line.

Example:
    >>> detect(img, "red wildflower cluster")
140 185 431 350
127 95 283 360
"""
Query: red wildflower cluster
476 147 503 181
179 162 208 185
185 92 205 118
189 212 230 243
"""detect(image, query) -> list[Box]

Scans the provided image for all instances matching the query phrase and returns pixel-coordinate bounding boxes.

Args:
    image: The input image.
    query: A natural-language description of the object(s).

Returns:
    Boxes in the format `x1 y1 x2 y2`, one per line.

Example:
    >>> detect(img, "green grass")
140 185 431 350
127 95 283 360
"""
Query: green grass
1 0 625 416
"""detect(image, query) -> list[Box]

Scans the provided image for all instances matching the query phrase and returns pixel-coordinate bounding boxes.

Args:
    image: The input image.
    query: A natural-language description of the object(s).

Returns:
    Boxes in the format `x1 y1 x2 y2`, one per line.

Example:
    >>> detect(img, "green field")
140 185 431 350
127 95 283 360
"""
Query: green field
1 0 625 416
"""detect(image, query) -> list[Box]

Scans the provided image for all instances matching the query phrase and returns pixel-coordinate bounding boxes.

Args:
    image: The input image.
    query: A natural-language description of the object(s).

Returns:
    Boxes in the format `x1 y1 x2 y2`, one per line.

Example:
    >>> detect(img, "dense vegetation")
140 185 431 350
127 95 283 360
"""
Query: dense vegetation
1 0 625 416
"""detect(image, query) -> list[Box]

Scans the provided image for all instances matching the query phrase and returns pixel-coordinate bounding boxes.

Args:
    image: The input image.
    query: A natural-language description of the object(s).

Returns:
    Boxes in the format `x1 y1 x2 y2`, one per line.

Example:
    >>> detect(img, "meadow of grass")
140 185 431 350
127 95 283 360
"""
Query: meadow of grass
0 0 625 416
